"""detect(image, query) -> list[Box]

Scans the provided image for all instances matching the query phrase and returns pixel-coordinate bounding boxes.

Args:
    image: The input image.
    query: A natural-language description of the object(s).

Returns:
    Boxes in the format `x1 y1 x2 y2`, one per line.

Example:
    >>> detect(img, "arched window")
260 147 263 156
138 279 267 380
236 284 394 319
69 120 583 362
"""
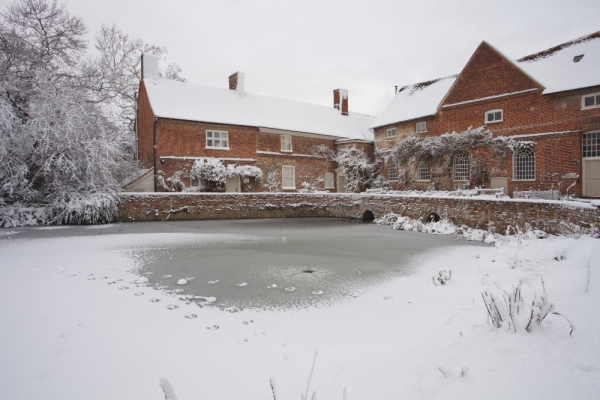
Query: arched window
388 161 398 181
513 148 536 180
417 162 431 181
453 153 470 181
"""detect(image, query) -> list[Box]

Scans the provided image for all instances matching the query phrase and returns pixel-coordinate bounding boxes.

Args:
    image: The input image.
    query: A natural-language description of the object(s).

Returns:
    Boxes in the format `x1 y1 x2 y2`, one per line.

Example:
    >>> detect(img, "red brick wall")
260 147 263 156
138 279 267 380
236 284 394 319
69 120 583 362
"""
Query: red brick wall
117 193 599 235
256 131 338 191
136 81 156 168
373 41 600 196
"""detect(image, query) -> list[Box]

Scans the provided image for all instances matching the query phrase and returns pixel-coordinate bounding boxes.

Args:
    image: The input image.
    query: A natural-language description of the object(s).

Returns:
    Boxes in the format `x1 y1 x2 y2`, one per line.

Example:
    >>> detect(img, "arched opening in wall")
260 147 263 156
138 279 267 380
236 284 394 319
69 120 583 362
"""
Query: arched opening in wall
425 212 440 223
361 210 375 223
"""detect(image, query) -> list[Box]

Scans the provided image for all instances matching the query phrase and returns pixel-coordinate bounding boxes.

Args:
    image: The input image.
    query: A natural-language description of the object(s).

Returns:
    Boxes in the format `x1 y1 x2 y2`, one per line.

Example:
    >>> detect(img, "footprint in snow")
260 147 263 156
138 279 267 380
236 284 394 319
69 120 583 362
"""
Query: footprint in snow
284 287 296 292
225 307 240 313
237 337 249 343
206 324 219 330
243 319 254 325
150 298 161 303
184 314 197 319
87 278 96 281
167 304 179 310
119 286 129 290
134 292 145 296
383 296 394 300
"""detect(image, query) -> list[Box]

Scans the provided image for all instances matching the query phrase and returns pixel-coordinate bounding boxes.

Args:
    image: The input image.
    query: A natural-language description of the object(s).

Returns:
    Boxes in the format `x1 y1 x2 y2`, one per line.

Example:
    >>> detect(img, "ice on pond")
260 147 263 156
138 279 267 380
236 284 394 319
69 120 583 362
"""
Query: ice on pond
177 279 188 285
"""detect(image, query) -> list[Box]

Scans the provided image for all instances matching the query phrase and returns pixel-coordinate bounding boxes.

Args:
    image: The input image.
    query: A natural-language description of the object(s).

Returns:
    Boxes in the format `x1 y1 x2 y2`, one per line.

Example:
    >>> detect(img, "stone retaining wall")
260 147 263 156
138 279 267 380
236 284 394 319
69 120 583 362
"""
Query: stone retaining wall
117 193 599 235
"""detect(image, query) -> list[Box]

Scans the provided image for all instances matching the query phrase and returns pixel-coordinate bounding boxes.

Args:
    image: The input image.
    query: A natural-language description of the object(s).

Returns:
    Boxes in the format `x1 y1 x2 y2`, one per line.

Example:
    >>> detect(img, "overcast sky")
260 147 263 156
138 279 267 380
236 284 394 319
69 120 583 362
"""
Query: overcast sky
2 0 599 116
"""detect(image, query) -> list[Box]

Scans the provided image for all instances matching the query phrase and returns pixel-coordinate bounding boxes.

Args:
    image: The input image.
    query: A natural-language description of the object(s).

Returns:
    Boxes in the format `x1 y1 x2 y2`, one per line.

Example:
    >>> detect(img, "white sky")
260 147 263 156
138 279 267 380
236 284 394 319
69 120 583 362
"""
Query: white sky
2 0 600 116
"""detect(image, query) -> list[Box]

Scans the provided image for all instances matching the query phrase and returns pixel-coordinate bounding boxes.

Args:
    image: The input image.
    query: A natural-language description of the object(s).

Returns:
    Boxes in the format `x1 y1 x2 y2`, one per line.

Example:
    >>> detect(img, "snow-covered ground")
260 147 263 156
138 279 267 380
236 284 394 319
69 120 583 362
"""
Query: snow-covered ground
0 220 598 399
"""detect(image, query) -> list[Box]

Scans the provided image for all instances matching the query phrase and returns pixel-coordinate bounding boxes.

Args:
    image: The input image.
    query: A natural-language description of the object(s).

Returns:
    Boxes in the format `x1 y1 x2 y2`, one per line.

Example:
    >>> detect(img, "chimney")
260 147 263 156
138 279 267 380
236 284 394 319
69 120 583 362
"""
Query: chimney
229 71 245 93
333 88 348 116
141 54 160 79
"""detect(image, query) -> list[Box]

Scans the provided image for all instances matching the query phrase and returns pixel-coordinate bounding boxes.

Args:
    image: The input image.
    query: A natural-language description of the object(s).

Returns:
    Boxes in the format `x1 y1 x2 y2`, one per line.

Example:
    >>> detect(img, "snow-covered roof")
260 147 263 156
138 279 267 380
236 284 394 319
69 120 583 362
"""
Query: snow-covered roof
517 32 600 94
372 32 600 128
143 77 375 141
371 76 457 128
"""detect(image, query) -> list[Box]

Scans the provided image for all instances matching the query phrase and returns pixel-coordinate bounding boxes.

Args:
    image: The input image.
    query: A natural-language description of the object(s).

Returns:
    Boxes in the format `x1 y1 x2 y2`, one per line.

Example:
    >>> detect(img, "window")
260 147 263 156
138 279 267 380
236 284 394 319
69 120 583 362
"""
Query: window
281 135 292 152
582 93 600 110
190 177 206 190
485 109 503 123
206 130 229 149
387 161 398 181
513 148 536 180
282 166 295 189
417 162 431 181
386 128 397 138
324 172 334 188
583 132 600 158
453 153 470 181
416 122 427 133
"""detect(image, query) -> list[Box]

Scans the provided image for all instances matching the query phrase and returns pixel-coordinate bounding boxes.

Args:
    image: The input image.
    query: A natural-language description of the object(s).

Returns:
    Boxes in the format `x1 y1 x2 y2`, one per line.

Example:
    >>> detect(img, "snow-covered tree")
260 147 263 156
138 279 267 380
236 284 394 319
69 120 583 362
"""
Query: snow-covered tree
0 0 180 224
312 146 379 193
189 159 263 192
82 24 186 131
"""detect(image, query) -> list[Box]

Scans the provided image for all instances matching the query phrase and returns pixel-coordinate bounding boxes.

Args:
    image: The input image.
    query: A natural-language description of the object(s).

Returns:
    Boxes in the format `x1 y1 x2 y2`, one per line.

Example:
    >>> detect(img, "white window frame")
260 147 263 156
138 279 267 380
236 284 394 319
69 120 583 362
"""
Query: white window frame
453 153 470 181
485 109 503 124
206 130 230 150
417 162 431 181
387 161 399 181
583 131 600 158
282 165 295 189
281 135 292 152
416 122 427 133
324 172 334 189
512 148 536 181
386 128 397 138
581 93 600 110
190 177 207 190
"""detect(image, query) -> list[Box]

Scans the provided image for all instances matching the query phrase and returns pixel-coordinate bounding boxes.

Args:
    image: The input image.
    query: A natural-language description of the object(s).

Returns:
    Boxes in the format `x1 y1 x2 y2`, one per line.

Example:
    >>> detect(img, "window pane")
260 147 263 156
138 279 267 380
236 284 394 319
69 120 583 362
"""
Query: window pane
495 111 502 120
513 148 535 180
207 131 213 138
214 140 220 147
221 132 228 139
388 162 398 181
453 154 470 180
584 96 594 107
487 113 493 122
207 139 213 147
214 132 220 139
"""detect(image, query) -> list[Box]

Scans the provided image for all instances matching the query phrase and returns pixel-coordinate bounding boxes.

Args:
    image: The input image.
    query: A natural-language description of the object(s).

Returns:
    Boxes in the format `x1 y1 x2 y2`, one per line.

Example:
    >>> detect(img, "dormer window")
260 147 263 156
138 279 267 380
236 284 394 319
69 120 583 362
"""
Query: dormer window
386 128 397 138
485 109 503 124
582 93 600 109
416 122 427 133
573 54 584 63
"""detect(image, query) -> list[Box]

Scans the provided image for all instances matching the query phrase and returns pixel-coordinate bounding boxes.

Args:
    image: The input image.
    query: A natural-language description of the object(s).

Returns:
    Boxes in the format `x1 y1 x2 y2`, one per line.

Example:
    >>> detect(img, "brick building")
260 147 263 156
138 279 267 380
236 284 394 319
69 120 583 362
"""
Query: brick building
372 32 600 197
131 54 375 193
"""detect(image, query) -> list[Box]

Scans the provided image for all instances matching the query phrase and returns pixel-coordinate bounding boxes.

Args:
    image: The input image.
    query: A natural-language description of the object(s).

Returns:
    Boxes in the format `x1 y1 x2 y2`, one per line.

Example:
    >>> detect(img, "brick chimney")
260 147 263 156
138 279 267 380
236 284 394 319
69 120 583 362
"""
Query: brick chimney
333 88 348 116
229 71 245 93
141 54 159 79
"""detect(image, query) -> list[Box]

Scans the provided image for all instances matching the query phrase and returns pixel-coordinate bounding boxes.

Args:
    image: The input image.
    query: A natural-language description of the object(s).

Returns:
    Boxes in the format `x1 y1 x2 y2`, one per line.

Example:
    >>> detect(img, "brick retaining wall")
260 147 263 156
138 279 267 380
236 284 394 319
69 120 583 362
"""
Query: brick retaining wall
117 193 599 235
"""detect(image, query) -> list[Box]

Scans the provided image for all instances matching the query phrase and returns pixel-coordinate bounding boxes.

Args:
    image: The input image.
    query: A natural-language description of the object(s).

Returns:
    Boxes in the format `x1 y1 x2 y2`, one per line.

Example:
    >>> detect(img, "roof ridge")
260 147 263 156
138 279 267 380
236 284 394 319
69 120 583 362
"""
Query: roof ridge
144 77 377 118
517 31 600 63
397 74 459 94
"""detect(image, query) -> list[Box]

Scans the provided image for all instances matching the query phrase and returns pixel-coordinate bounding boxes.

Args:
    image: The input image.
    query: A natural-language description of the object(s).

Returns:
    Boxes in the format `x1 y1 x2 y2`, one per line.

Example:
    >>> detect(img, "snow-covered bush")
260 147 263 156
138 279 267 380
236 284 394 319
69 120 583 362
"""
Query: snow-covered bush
47 192 119 225
482 279 574 335
433 270 452 286
189 159 263 192
263 170 281 193
157 170 186 192
312 145 380 192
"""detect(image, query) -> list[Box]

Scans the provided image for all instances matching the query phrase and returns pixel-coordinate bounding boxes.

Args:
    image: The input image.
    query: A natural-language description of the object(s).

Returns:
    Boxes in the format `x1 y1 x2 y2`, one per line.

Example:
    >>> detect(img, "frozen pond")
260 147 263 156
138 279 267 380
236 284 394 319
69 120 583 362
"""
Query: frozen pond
4 218 485 310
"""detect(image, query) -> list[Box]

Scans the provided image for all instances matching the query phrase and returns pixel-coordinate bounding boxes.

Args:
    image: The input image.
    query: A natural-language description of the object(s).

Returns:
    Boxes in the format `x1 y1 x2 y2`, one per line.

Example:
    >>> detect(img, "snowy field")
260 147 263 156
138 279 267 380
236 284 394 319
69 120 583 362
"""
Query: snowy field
0 219 598 400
